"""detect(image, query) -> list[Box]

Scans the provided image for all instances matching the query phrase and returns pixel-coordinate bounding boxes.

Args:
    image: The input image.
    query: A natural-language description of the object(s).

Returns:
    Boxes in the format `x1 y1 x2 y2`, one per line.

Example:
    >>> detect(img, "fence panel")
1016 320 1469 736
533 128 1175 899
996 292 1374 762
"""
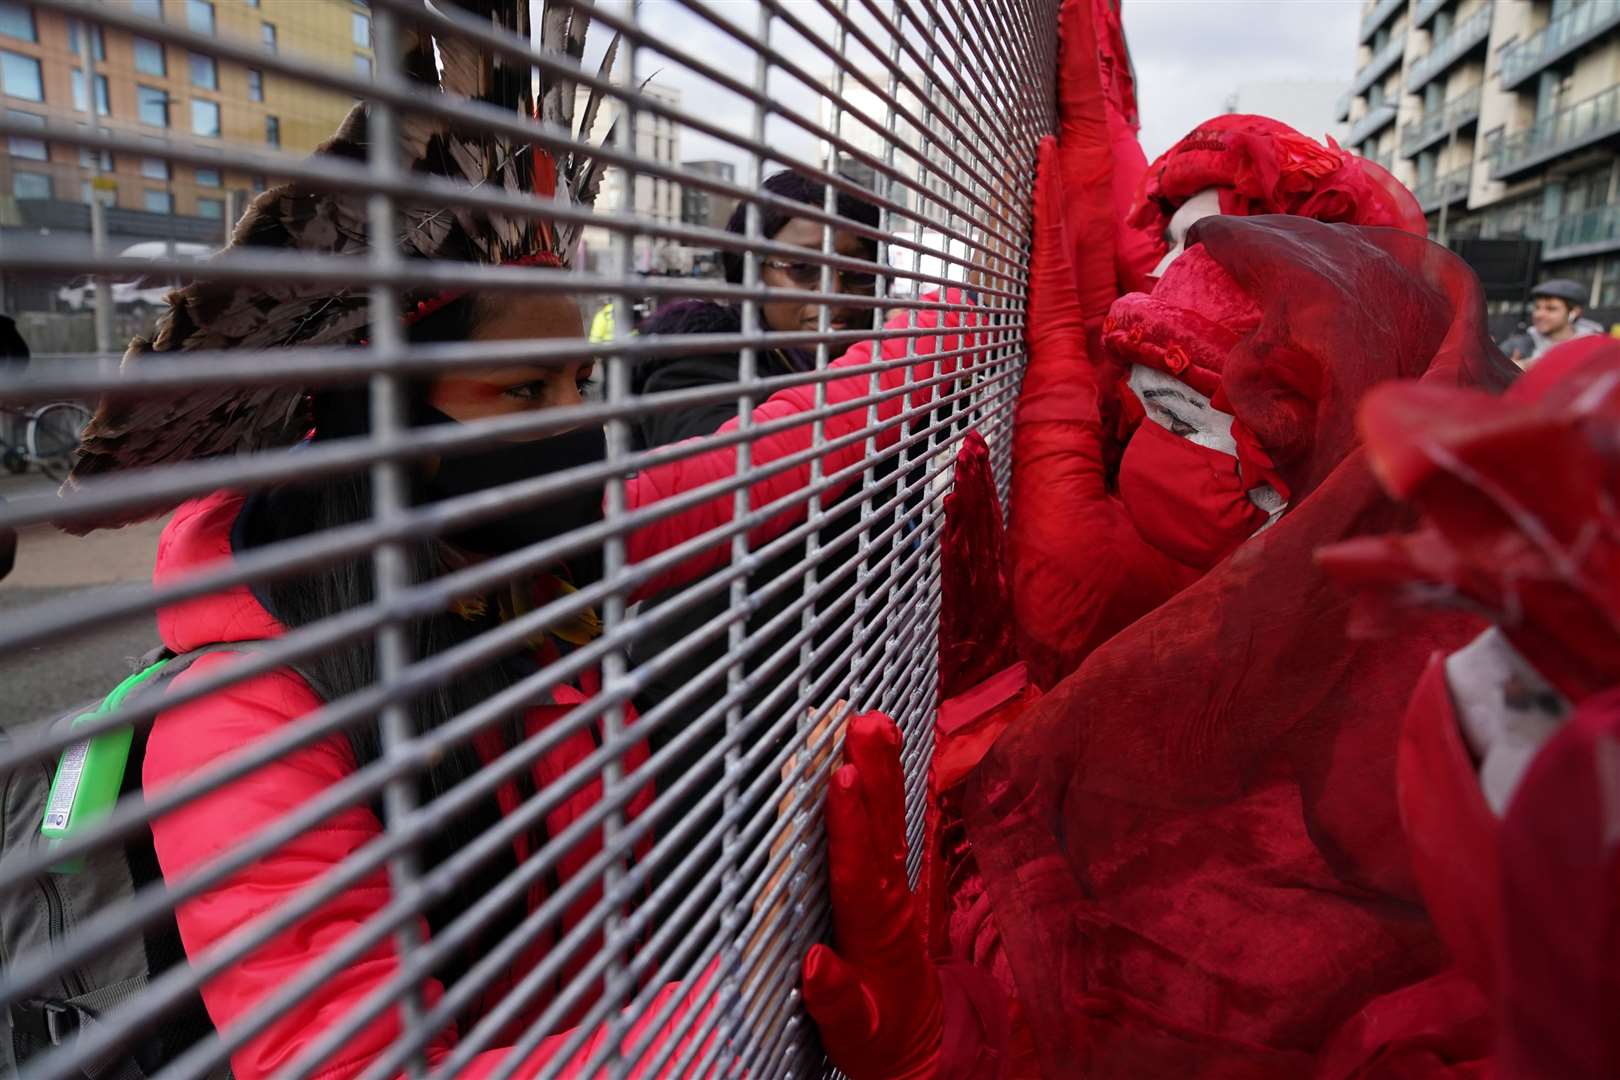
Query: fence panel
0 1 1055 1076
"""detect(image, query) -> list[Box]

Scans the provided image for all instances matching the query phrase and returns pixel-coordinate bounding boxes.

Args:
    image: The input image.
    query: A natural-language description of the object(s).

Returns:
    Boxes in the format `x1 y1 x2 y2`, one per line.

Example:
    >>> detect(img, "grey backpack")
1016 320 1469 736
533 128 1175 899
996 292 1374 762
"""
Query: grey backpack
0 643 295 1079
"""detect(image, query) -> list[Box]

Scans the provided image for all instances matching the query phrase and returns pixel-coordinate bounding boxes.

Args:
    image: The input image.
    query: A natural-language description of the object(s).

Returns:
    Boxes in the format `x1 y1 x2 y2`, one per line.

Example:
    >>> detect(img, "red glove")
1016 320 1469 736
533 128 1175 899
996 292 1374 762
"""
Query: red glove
801 713 1008 1080
1009 137 1197 690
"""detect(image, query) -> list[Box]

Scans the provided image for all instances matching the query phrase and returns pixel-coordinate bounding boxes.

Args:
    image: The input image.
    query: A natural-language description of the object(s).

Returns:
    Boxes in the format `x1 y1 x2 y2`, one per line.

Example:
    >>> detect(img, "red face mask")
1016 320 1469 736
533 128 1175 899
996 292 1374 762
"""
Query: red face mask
1118 418 1271 570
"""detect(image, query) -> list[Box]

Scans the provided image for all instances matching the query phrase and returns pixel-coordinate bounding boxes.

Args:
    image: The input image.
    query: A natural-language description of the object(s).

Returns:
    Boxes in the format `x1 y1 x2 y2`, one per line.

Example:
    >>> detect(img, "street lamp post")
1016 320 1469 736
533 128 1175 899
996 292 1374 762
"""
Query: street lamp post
82 18 112 355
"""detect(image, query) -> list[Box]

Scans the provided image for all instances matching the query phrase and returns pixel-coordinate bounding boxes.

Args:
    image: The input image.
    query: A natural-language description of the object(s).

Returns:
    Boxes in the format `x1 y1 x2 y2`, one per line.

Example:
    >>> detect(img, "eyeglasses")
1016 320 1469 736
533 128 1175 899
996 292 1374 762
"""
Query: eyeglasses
761 258 879 295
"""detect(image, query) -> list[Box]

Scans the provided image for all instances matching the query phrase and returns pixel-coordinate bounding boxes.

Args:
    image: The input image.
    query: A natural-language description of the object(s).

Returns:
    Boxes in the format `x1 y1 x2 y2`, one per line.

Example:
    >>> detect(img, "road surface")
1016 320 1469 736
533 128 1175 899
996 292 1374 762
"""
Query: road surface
1 472 165 727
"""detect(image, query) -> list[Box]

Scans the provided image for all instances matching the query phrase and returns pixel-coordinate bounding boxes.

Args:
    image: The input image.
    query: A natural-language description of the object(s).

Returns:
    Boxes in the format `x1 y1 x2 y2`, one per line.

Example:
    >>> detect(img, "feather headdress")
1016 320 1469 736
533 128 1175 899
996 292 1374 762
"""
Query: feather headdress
69 0 620 507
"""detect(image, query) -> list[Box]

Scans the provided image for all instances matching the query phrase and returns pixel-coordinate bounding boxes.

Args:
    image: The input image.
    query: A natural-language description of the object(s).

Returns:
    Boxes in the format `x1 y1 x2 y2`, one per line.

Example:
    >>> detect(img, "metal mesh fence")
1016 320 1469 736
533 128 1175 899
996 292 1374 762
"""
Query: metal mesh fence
0 0 1054 1075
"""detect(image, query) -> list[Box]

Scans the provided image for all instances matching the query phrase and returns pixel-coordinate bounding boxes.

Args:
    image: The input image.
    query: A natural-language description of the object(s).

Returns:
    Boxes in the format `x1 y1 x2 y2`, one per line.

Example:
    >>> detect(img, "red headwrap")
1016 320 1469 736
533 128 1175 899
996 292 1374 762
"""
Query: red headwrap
1126 115 1427 275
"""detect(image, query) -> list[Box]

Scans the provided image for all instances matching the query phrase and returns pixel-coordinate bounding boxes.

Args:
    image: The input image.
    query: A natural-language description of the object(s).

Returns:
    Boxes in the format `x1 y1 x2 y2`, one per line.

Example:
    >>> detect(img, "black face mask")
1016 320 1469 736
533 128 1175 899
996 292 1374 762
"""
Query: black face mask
415 408 607 582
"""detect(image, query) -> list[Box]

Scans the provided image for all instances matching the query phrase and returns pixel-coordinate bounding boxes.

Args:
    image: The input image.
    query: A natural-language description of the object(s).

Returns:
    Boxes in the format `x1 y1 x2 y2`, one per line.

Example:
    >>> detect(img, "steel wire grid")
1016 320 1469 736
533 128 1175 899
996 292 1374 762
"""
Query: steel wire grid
0 0 1056 1076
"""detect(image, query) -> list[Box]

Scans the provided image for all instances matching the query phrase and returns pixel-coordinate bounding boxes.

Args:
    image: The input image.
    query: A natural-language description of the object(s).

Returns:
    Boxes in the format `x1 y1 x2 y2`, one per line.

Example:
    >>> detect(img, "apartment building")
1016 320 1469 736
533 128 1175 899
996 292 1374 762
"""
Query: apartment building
680 158 738 231
1338 0 1620 315
0 0 370 311
575 81 688 274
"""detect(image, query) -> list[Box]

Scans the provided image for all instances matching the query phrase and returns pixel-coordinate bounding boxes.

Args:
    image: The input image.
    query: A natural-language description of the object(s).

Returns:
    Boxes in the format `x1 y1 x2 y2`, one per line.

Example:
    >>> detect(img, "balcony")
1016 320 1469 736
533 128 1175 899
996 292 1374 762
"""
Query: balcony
1361 0 1407 44
1413 0 1449 29
1348 101 1399 145
1399 84 1482 155
1352 33 1407 96
1411 165 1471 212
1487 82 1620 180
1336 91 1353 122
1405 5 1491 92
1542 203 1620 259
1501 0 1620 91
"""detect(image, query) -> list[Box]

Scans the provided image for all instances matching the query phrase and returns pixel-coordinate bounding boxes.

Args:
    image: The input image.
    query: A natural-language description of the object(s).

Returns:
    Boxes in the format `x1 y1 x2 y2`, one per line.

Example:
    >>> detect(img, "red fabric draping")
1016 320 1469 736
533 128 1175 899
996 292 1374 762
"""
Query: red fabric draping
968 215 1512 1078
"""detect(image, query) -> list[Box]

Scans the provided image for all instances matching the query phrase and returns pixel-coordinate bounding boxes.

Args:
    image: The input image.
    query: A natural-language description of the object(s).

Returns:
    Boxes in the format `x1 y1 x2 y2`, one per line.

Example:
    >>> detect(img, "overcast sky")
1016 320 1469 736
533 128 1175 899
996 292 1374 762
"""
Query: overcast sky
580 0 1363 172
1123 1 1360 156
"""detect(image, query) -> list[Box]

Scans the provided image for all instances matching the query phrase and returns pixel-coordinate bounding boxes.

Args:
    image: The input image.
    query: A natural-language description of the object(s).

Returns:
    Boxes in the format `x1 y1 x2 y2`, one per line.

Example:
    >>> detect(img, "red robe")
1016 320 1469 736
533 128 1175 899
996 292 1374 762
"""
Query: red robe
961 215 1513 1078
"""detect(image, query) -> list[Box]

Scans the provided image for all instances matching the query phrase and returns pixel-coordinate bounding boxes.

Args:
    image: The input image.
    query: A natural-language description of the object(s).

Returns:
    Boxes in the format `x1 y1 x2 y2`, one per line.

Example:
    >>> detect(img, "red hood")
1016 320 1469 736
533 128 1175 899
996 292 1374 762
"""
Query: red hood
154 491 283 653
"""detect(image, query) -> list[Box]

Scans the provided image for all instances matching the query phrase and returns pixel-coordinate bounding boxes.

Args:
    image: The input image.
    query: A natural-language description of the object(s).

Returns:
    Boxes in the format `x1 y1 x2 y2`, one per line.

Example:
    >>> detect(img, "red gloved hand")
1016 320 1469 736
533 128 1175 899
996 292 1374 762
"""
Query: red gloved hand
802 713 941 1080
801 713 1011 1080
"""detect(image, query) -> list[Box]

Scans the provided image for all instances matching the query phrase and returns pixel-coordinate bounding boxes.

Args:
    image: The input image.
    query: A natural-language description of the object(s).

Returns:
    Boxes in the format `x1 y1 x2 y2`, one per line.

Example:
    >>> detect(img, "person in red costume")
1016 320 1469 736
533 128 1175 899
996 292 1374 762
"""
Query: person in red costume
1012 94 1437 688
1314 336 1620 1077
802 177 1517 1078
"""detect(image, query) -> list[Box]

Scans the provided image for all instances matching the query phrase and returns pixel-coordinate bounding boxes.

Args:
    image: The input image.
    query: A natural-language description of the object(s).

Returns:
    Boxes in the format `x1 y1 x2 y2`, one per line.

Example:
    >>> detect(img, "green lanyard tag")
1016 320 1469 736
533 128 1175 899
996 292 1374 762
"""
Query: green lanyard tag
41 659 171 872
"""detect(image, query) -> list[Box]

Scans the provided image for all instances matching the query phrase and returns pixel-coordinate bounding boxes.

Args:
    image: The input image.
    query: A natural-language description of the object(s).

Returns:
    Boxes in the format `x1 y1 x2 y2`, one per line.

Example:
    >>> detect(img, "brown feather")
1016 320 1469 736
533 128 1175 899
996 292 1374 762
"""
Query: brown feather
67 0 611 528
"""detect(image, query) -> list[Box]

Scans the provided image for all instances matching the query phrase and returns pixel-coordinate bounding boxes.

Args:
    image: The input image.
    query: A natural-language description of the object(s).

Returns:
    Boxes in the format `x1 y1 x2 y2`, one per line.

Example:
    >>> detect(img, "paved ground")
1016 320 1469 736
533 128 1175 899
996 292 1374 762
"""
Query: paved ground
1 471 167 727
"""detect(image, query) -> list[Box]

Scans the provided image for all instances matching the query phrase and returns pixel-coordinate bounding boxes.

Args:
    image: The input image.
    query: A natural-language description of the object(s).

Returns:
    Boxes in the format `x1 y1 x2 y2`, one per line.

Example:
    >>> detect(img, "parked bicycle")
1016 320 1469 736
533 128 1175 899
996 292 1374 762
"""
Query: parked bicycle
1 400 92 481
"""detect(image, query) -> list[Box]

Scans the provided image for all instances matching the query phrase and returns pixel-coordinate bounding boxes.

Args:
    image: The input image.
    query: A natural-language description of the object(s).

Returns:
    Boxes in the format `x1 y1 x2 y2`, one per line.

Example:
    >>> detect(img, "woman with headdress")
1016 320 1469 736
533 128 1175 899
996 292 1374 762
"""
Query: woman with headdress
60 6 980 1076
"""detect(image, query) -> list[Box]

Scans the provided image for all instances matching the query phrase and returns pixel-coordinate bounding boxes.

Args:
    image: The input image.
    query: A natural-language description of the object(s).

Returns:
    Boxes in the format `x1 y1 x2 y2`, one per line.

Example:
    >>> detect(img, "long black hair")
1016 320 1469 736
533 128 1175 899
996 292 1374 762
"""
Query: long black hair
720 168 881 284
250 293 544 987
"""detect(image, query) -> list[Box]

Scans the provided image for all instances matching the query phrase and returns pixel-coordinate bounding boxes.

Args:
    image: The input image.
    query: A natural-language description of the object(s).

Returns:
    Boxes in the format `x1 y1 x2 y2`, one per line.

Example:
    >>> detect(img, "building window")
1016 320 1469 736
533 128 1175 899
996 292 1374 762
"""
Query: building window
133 35 166 76
68 19 105 59
132 0 163 19
194 165 221 186
251 174 266 191
6 108 44 159
72 70 111 116
186 0 213 34
265 114 279 146
261 22 276 53
1598 256 1620 309
247 68 263 102
188 51 217 89
197 196 224 219
1 49 42 101
13 170 50 199
137 84 168 127
141 155 169 180
144 189 172 214
245 0 258 6
79 141 112 171
0 2 35 43
353 11 370 46
353 53 371 78
191 98 220 138
78 140 112 171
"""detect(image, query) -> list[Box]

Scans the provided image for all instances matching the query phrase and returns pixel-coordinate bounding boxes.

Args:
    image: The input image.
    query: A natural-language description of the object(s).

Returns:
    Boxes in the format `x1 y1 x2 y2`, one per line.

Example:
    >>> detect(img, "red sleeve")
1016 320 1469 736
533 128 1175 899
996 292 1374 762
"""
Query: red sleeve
1055 0 1123 330
144 655 458 1080
1011 139 1196 690
623 289 982 601
146 657 709 1080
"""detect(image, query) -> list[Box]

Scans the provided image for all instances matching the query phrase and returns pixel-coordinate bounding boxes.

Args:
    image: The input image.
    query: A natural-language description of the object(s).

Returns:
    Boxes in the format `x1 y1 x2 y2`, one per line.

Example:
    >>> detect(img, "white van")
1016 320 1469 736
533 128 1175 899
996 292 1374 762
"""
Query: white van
57 241 213 312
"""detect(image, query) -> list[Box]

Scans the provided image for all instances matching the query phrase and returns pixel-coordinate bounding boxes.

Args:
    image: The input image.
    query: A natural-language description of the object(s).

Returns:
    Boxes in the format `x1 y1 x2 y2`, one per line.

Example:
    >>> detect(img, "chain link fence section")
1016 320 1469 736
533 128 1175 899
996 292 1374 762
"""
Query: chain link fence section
0 0 1056 1076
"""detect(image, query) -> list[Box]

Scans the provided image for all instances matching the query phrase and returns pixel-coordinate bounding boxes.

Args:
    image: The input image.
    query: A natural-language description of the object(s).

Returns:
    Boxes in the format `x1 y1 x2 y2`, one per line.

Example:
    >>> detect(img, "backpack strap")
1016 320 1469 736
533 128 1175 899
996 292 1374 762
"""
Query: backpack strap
14 976 149 1079
132 641 333 706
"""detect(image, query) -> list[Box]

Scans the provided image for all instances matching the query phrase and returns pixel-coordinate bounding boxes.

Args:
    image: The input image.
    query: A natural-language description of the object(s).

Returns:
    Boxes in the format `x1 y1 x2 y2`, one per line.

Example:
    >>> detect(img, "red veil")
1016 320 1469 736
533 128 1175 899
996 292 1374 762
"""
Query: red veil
963 215 1514 1078
1321 338 1620 1077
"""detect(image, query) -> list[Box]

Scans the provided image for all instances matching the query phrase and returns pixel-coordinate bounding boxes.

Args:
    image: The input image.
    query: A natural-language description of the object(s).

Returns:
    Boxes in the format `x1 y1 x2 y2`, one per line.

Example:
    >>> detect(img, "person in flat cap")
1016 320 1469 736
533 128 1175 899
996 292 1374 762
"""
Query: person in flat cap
1513 277 1605 368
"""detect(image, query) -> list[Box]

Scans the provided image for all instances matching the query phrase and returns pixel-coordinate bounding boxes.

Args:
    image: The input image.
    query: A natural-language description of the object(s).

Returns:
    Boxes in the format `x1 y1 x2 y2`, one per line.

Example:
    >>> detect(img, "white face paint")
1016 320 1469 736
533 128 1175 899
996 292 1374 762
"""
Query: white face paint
1128 364 1237 453
1127 364 1287 528
1444 627 1570 816
1151 187 1224 278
